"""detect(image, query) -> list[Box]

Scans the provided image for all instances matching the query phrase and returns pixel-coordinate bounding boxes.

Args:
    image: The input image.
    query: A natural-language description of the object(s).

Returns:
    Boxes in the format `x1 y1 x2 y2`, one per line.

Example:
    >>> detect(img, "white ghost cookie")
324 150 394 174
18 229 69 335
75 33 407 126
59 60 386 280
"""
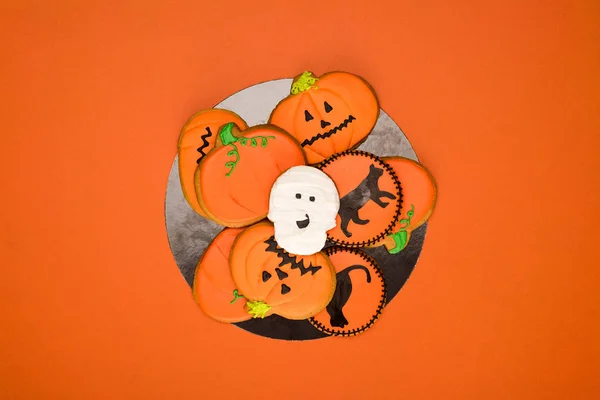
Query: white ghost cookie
268 166 340 255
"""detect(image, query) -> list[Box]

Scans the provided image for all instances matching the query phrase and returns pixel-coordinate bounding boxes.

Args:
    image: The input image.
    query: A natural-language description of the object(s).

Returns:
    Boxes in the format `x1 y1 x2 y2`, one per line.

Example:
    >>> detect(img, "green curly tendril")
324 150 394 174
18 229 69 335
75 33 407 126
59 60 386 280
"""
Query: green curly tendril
219 123 275 177
388 204 415 255
230 289 244 304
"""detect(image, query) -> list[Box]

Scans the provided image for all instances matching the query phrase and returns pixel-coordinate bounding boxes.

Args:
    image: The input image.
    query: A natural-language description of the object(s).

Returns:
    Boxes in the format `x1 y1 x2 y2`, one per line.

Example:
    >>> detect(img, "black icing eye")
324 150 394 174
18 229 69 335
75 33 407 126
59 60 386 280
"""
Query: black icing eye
324 101 333 113
262 271 272 282
304 110 313 122
309 196 315 202
295 193 301 199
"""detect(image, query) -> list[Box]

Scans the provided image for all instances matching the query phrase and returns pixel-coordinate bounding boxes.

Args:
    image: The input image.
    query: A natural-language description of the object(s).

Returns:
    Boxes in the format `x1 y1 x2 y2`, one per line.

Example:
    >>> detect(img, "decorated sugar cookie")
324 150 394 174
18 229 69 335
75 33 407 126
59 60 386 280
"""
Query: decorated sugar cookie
269 71 379 164
268 166 340 255
368 157 437 253
229 222 336 320
318 150 403 247
309 247 386 336
195 123 306 227
177 109 248 216
192 227 249 323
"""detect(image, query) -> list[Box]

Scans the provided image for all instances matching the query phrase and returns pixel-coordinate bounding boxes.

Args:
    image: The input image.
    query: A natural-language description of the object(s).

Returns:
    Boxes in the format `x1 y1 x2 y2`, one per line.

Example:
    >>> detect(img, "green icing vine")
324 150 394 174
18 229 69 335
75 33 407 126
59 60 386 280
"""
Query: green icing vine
230 289 244 304
219 123 275 177
388 204 415 255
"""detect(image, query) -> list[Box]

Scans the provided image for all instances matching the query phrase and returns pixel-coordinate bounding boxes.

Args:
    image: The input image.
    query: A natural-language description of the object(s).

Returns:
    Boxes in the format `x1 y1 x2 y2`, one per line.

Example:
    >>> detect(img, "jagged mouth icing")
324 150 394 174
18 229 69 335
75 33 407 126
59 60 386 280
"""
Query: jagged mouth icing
300 115 355 147
296 214 310 229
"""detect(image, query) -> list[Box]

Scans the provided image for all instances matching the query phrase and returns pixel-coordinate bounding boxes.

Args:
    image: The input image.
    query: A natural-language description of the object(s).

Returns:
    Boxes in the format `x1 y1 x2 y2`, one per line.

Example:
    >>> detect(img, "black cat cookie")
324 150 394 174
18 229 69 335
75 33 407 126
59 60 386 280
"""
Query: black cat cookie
317 150 403 247
309 247 386 336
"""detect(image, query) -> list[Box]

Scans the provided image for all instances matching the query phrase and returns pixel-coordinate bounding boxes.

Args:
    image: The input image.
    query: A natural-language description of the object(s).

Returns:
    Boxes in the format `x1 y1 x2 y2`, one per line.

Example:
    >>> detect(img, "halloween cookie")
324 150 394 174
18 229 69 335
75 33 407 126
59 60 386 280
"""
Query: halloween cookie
268 166 340 255
368 157 437 253
317 150 403 247
195 122 306 227
229 221 336 320
178 109 248 216
269 71 379 164
192 227 249 323
309 247 386 336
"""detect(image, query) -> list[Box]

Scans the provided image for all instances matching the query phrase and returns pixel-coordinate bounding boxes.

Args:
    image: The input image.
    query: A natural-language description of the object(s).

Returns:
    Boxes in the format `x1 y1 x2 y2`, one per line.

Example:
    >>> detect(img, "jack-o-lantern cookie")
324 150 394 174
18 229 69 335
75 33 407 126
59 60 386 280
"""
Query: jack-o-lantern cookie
318 150 403 247
229 222 336 320
268 166 340 256
178 109 248 216
309 247 386 336
195 123 306 227
192 227 249 323
368 157 437 253
269 71 379 164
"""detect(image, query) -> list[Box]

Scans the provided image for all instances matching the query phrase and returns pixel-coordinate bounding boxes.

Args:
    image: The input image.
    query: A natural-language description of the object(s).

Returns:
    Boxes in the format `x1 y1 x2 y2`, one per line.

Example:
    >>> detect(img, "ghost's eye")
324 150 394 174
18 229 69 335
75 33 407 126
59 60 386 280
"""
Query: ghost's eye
324 102 333 113
304 110 313 122
295 193 301 199
309 196 315 202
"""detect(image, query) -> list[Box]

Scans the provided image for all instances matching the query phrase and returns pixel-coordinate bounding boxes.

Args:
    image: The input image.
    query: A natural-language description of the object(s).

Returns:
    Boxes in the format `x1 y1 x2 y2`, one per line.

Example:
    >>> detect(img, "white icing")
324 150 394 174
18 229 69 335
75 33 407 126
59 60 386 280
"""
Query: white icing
268 166 340 255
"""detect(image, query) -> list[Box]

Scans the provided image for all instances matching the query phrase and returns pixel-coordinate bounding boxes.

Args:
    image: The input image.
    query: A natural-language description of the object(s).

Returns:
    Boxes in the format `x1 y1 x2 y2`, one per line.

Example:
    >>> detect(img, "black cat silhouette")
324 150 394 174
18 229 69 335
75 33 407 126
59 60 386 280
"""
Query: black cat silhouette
338 164 397 237
327 264 372 328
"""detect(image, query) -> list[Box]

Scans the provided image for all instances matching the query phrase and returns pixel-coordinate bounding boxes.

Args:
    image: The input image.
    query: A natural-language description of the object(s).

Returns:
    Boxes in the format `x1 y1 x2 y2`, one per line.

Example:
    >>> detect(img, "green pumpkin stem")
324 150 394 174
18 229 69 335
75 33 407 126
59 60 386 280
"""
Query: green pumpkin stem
291 71 319 94
388 230 409 254
387 204 415 255
219 122 239 146
246 300 272 318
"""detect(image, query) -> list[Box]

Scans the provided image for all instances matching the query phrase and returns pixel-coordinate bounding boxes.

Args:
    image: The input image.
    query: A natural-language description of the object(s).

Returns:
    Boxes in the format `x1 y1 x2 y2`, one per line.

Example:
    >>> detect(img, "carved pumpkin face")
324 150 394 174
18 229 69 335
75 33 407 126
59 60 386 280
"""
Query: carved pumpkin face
177 109 248 216
195 123 306 227
269 71 380 164
229 222 336 320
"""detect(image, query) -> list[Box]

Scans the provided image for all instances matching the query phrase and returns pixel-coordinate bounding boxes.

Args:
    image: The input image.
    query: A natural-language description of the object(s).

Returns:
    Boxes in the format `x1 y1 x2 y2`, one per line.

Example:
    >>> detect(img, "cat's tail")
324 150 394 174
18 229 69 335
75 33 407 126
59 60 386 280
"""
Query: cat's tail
340 264 372 283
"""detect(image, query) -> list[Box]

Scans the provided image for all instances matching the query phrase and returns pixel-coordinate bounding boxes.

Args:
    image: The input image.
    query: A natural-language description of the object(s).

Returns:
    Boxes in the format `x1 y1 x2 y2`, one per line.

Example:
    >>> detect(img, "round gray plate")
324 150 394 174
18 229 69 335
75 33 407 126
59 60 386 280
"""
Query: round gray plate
165 78 428 340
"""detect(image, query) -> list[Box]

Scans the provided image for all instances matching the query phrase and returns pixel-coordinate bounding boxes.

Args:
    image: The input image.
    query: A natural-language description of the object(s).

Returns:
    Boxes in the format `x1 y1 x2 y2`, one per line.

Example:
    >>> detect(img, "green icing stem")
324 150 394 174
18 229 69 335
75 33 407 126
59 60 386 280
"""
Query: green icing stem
246 300 271 318
387 204 415 255
219 122 275 177
388 230 409 254
290 71 319 94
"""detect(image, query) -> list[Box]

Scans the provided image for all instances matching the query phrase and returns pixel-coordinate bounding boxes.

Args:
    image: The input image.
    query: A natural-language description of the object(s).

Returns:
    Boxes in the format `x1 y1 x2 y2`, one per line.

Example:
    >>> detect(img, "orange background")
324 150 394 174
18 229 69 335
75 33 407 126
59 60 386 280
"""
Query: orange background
1 1 599 398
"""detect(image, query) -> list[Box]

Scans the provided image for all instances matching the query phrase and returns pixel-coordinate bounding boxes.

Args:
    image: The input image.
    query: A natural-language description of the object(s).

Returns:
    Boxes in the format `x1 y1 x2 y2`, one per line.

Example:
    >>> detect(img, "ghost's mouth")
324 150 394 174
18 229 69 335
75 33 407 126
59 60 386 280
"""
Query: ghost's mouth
296 214 310 229
300 115 356 147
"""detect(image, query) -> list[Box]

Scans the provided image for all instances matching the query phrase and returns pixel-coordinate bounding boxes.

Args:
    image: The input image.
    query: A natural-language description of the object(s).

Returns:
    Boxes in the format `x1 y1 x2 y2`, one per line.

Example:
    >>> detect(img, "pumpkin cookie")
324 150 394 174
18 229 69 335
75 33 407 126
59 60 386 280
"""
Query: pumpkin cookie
178 109 248 216
318 150 403 247
368 157 437 253
309 247 386 336
195 123 306 227
192 227 249 323
269 71 380 164
229 221 336 320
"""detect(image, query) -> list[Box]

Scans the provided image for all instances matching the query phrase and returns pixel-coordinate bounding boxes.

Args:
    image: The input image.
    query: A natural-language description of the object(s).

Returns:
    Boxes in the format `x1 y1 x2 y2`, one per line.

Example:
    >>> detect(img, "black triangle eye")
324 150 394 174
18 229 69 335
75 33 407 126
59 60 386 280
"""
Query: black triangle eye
304 110 314 122
324 102 333 113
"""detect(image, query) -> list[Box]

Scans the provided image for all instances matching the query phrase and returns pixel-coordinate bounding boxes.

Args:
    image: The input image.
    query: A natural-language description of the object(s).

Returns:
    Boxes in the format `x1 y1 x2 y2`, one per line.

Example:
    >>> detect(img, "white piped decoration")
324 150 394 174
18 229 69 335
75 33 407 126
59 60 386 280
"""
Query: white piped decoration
268 166 340 255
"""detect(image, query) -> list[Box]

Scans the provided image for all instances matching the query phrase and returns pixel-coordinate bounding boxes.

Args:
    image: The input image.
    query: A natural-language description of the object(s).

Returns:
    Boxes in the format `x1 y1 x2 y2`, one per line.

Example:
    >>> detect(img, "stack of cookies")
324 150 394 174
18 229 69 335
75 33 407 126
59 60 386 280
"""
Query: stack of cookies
177 71 437 337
